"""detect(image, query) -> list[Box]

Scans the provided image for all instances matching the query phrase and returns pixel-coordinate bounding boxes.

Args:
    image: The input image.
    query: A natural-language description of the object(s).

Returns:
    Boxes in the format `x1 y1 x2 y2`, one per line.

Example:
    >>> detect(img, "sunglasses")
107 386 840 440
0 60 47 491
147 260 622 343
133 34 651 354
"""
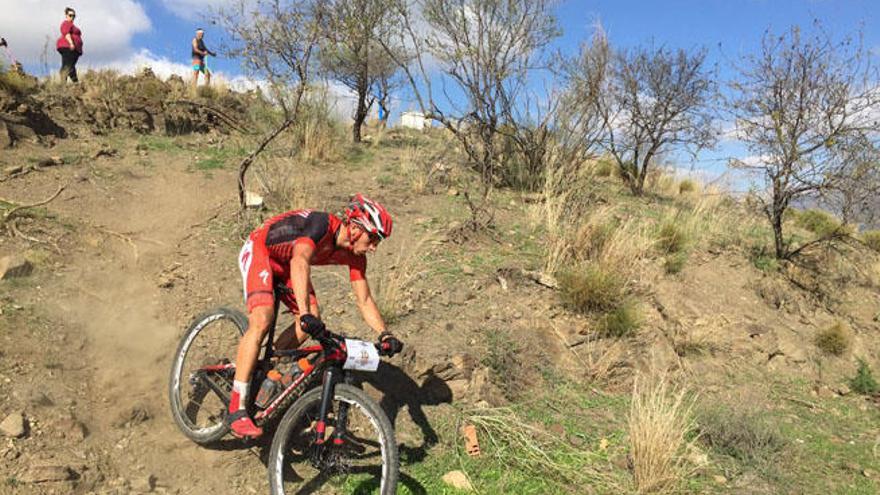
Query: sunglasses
367 232 382 245
68 13 76 18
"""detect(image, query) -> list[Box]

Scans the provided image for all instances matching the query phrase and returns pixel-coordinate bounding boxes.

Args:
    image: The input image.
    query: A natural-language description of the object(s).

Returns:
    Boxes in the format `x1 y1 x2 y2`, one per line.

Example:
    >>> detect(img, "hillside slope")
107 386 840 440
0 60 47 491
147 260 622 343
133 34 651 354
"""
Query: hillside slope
0 85 879 494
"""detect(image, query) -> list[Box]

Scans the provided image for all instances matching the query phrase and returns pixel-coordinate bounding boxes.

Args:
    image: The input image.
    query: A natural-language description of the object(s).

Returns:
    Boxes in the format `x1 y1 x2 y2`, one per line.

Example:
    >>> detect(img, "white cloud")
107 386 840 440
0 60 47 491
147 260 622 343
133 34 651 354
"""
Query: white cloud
0 0 151 67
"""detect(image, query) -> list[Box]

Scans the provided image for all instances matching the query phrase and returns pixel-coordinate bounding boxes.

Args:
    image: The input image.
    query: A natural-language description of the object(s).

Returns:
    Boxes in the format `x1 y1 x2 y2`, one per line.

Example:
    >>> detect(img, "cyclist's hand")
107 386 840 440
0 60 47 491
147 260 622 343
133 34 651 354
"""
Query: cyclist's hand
378 332 403 356
300 314 326 338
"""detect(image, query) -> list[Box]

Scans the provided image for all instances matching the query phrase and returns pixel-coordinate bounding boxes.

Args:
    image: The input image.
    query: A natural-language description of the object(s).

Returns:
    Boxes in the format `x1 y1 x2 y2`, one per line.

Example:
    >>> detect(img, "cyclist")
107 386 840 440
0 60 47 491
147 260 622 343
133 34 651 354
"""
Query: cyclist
228 194 404 439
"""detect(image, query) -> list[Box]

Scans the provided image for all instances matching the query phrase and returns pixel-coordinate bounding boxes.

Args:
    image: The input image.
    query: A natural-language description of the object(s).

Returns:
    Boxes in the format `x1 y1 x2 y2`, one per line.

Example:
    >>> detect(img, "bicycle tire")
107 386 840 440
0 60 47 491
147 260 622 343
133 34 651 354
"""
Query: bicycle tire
268 383 399 495
168 307 247 444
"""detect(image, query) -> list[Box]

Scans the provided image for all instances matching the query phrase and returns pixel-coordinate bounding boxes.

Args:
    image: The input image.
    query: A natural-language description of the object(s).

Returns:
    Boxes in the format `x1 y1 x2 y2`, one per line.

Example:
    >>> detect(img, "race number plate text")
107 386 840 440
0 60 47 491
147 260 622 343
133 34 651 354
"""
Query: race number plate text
343 339 380 372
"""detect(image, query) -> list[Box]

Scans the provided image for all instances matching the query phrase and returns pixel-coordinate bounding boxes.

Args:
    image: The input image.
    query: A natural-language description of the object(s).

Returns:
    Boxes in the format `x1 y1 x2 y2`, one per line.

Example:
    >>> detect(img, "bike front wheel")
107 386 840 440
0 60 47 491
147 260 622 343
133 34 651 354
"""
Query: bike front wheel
168 307 247 444
268 383 399 495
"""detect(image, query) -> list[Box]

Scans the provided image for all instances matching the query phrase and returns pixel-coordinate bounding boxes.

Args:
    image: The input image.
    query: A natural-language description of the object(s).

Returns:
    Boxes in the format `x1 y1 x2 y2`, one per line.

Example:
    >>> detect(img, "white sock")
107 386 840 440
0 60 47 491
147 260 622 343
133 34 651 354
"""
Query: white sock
233 380 249 411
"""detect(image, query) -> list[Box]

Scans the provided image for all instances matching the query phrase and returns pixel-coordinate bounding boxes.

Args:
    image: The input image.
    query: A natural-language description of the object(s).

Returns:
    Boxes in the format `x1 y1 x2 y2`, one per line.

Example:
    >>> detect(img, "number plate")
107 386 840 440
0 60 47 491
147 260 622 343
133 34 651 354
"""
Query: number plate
343 339 380 372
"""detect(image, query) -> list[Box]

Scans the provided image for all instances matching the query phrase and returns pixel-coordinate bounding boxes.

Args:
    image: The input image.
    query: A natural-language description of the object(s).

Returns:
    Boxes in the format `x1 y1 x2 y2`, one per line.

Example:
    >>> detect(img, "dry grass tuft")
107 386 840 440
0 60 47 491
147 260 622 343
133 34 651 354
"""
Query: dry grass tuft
628 374 695 494
466 407 607 487
862 230 880 253
678 179 698 195
814 321 852 356
374 235 431 323
252 156 319 211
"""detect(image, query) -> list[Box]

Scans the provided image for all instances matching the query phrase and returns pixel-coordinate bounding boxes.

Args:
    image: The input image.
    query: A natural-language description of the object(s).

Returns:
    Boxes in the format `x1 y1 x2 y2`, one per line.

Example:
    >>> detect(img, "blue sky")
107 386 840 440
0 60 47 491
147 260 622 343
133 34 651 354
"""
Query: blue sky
3 1 877 185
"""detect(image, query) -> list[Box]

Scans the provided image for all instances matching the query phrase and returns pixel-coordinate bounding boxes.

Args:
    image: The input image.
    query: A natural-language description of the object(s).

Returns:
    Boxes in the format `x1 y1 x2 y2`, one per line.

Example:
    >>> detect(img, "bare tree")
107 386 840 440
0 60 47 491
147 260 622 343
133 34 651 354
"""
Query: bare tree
595 42 716 196
729 25 880 259
214 0 324 207
318 0 402 142
384 0 559 230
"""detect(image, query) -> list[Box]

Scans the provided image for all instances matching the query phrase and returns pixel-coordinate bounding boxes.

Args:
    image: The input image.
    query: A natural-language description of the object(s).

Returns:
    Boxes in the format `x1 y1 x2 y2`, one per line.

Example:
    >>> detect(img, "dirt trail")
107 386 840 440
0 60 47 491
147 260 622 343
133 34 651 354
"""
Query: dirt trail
32 152 270 493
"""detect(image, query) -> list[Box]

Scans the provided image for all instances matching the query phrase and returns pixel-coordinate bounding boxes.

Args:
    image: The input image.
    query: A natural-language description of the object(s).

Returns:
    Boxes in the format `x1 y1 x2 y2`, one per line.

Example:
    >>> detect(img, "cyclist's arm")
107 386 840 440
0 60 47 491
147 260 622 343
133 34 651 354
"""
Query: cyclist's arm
351 277 386 336
290 241 315 317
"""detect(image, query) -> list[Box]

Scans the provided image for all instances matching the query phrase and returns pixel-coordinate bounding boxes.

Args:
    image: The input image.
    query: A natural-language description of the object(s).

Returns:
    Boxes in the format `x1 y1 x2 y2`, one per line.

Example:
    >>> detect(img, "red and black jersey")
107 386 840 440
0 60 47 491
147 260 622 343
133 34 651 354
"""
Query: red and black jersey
238 209 366 313
261 209 366 280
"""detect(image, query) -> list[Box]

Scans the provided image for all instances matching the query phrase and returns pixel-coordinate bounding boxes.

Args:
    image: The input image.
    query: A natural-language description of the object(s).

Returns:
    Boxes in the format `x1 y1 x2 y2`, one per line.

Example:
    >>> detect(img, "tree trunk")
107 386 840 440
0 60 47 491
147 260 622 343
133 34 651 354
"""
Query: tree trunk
772 209 786 259
351 60 370 143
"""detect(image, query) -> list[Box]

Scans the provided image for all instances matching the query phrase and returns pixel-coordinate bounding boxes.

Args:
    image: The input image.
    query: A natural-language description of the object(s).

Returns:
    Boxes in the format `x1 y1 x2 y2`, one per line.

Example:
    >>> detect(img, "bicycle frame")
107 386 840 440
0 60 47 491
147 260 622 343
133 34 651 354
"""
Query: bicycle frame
192 287 355 445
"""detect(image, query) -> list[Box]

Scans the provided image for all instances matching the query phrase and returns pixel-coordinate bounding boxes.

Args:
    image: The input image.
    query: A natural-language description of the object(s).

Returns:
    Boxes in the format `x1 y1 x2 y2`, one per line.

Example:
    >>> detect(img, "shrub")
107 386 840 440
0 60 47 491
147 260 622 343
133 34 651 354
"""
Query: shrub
656 218 689 254
559 263 625 313
751 252 780 272
0 66 37 96
862 230 880 253
814 321 851 356
593 159 614 177
850 359 879 395
678 179 697 194
793 209 847 238
596 298 641 338
481 330 523 398
696 403 784 464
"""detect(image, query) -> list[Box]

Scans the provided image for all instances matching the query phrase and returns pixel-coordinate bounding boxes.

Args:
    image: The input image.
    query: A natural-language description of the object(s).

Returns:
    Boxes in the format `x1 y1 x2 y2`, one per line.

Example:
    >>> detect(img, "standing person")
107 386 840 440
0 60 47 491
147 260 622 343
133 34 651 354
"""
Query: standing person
56 7 82 83
228 194 403 438
191 28 216 88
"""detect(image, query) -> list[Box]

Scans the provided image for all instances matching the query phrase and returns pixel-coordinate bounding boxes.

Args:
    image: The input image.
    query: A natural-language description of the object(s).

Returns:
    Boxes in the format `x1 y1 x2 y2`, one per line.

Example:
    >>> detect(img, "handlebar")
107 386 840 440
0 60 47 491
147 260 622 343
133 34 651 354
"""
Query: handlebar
313 331 399 357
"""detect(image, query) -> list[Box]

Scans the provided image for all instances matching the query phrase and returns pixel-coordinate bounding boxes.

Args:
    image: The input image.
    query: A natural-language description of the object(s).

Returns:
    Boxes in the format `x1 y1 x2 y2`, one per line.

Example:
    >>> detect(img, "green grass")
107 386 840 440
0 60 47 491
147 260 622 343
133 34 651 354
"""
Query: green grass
192 146 248 171
656 217 689 254
664 251 688 274
595 299 641 338
376 174 395 186
392 375 633 494
346 145 375 168
752 252 780 272
137 135 181 152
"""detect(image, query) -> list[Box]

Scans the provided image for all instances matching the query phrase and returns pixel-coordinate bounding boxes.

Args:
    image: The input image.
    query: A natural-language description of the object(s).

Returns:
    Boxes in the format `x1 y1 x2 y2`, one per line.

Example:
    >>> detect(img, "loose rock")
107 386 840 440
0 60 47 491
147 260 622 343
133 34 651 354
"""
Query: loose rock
21 463 75 483
442 470 473 491
0 255 34 280
0 412 26 438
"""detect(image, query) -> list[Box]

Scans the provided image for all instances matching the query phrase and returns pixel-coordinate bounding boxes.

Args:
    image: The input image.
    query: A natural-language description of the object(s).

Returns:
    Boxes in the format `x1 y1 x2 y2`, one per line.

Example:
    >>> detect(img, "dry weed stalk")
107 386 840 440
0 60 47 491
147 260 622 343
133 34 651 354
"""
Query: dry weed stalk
252 156 318 211
628 373 696 494
582 338 627 383
374 234 431 322
466 407 608 487
400 145 430 194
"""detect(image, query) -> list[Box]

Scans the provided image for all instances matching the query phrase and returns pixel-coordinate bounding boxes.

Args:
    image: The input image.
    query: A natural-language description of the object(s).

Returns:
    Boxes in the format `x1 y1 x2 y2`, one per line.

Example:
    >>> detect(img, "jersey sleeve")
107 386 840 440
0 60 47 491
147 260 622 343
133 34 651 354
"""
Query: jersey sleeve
348 254 367 281
295 211 330 249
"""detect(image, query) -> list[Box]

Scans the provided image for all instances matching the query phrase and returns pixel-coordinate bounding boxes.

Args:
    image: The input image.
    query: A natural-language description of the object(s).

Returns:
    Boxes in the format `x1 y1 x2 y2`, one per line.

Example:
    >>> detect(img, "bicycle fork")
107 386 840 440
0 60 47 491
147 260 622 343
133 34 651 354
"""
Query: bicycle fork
314 367 351 446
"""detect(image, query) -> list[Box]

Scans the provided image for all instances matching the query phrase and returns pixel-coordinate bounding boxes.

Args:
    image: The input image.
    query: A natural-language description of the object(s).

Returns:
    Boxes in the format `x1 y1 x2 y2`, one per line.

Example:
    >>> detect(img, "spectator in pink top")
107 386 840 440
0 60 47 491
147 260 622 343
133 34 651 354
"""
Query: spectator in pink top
56 7 82 83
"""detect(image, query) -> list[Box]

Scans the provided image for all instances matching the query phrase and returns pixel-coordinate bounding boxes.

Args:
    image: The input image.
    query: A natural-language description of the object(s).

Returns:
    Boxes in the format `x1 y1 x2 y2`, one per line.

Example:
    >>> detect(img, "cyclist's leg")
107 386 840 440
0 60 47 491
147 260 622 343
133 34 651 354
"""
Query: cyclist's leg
228 231 275 437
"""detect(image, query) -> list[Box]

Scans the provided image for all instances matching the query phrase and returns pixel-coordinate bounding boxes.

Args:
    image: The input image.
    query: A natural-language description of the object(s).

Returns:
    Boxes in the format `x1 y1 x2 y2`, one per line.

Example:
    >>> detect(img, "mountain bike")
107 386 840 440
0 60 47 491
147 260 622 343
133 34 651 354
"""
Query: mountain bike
168 285 399 494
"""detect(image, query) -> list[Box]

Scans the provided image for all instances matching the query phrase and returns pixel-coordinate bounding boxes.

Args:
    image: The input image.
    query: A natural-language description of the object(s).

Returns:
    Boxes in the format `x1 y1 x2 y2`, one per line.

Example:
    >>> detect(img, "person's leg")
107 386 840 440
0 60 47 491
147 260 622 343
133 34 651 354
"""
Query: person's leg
58 49 73 82
204 69 211 86
191 59 202 88
69 52 79 83
228 233 276 437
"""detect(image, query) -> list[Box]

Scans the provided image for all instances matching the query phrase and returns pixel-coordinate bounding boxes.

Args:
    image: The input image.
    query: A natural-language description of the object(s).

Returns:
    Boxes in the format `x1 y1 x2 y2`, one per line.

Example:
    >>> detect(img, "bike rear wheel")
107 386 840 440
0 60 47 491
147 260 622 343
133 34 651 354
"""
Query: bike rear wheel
268 384 398 495
168 307 246 444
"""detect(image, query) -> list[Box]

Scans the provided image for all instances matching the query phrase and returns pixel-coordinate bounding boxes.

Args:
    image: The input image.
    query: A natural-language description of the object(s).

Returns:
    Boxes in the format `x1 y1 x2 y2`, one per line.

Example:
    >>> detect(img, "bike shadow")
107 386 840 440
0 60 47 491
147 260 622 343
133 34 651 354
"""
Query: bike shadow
351 361 452 465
